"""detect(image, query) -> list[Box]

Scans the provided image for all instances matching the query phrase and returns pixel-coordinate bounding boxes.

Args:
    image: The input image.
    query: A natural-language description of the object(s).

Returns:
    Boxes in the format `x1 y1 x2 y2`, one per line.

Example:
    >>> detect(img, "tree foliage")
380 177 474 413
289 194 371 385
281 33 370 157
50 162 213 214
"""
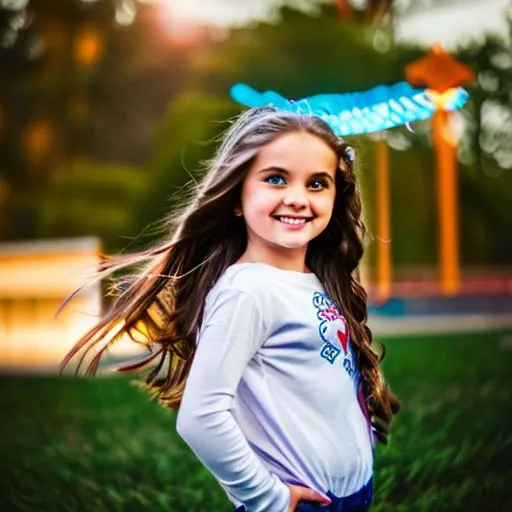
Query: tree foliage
39 160 144 253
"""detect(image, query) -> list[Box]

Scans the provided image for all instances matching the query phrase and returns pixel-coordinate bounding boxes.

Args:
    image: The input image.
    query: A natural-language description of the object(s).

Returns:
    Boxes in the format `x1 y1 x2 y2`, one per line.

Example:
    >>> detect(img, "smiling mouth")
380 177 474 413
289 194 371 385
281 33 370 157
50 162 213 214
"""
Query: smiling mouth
273 215 314 225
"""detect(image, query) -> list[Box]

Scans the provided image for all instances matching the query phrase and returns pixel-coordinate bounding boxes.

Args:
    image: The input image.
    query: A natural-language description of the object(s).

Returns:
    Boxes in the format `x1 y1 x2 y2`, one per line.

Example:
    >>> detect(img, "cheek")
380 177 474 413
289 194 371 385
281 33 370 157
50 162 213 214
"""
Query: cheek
315 192 336 214
241 186 279 215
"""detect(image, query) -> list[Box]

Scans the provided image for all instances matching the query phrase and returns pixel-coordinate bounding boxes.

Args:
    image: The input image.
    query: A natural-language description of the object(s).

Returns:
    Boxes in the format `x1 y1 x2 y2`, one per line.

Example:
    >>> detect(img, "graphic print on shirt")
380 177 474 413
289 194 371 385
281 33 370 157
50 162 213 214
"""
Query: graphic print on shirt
312 291 358 380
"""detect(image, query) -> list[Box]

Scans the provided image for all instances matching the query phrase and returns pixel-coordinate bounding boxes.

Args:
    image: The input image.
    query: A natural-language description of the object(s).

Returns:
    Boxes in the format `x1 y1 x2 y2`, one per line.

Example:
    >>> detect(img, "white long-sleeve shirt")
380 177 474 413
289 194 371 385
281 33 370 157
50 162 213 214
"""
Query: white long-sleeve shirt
176 263 373 512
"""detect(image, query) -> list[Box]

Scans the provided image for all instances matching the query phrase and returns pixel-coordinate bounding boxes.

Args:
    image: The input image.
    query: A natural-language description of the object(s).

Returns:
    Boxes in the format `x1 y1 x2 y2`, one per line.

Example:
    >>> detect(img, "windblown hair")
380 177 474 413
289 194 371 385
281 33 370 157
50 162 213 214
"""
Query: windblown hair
62 106 399 443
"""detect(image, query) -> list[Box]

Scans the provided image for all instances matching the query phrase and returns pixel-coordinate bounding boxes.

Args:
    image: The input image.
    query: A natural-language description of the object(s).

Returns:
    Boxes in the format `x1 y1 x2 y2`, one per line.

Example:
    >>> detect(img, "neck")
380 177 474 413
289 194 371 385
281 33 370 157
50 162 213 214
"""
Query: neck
237 246 310 273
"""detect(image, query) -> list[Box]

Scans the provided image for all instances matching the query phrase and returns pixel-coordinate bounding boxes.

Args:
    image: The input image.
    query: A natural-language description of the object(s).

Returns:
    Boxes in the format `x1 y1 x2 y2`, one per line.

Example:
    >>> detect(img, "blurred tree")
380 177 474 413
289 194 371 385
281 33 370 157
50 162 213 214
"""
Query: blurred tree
335 0 394 24
457 29 512 174
454 27 512 264
39 159 144 253
190 4 419 97
138 91 238 245
0 0 203 240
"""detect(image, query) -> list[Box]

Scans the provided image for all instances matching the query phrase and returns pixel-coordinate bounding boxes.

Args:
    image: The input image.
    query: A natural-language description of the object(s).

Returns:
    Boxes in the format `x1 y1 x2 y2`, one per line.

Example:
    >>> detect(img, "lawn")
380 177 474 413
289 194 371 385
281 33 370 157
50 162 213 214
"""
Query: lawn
1 331 511 511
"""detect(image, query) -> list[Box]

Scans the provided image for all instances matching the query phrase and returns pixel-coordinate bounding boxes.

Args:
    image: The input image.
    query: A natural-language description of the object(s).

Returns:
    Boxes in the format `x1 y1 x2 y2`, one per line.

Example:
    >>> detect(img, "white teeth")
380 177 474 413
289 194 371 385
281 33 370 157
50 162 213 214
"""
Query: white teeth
278 216 307 225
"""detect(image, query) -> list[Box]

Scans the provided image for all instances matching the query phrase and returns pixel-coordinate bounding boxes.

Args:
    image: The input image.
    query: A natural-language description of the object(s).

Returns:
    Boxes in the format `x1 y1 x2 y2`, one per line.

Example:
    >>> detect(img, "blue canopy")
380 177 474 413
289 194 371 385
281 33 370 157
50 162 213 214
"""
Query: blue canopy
230 81 468 136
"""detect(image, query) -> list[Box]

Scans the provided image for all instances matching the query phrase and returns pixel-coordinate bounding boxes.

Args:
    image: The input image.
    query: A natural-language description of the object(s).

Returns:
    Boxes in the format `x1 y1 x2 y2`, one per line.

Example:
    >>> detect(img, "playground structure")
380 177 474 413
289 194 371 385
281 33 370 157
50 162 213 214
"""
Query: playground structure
374 43 476 300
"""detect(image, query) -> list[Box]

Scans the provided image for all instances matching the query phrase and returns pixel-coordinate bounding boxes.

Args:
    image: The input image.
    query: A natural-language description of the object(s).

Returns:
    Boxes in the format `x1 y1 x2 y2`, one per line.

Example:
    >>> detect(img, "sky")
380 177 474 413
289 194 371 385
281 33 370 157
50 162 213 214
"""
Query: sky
394 0 511 49
160 0 512 49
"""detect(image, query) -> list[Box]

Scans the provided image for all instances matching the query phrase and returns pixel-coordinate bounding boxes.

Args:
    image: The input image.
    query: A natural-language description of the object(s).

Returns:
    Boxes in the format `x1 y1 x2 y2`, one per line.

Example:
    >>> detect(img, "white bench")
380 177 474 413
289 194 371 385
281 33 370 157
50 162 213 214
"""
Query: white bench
0 237 102 372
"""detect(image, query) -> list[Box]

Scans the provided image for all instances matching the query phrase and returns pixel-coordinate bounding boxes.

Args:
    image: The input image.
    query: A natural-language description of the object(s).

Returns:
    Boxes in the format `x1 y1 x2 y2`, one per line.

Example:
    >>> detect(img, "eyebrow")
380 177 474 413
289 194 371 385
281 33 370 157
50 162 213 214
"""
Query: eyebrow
258 167 335 183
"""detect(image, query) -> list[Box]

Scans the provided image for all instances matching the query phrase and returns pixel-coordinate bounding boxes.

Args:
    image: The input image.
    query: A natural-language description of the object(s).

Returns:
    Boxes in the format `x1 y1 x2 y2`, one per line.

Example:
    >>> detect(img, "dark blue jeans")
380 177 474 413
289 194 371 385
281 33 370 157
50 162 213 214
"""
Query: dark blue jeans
235 477 373 512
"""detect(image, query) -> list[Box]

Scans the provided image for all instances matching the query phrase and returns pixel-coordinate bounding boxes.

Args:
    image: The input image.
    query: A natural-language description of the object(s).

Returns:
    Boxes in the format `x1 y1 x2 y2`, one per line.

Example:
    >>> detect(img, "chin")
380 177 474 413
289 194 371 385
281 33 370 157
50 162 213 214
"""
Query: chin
274 239 311 250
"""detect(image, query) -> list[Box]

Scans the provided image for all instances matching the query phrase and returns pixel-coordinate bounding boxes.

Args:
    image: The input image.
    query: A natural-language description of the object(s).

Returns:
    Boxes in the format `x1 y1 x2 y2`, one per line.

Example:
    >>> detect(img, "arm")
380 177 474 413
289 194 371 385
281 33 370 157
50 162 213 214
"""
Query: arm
176 289 290 512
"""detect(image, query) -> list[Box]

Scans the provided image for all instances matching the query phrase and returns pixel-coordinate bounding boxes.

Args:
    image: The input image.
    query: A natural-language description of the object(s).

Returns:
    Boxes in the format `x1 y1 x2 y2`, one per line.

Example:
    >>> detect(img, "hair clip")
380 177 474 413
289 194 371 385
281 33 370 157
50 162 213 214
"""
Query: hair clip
343 146 355 164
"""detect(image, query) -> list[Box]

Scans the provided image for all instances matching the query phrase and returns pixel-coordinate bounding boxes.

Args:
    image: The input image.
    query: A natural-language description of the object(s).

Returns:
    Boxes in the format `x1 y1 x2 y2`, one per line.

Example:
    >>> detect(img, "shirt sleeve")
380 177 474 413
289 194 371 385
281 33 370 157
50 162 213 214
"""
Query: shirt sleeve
176 288 290 512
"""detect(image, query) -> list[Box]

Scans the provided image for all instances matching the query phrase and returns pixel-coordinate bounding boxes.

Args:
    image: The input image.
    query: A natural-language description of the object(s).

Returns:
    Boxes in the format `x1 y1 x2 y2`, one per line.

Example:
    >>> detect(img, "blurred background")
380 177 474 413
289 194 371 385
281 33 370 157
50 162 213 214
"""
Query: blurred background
1 0 512 368
0 1 511 511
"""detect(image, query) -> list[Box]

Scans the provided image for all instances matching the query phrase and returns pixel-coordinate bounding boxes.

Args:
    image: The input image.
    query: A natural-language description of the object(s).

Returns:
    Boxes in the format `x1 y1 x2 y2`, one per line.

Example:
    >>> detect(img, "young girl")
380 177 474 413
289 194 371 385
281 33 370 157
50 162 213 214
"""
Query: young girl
63 106 399 512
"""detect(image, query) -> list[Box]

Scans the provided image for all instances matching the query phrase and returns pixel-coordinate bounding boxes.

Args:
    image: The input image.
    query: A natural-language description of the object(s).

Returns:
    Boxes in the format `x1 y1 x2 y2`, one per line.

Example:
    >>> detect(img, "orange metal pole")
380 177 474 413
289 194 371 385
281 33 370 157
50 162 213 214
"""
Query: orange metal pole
376 138 391 301
432 110 460 295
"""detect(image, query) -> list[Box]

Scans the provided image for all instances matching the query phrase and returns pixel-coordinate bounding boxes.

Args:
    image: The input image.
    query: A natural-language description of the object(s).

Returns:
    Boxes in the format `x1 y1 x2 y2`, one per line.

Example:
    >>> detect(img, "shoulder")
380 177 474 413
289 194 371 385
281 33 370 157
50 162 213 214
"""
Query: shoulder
207 263 276 306
199 265 274 333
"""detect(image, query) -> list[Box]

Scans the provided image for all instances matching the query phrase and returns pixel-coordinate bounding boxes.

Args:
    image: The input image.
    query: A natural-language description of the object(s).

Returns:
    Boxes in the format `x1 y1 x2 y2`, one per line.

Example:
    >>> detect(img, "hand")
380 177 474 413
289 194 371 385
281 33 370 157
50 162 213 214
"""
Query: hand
285 484 331 512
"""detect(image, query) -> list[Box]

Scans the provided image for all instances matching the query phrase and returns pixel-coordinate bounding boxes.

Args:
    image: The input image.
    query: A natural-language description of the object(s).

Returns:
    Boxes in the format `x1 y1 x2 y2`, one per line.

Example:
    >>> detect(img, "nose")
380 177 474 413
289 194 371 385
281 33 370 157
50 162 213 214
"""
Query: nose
282 185 309 209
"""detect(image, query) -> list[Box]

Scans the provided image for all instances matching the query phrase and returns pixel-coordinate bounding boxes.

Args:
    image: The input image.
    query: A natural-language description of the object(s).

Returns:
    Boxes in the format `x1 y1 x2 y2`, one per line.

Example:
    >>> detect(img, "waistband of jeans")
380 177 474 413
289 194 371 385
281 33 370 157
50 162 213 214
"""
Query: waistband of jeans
322 476 373 512
235 476 373 512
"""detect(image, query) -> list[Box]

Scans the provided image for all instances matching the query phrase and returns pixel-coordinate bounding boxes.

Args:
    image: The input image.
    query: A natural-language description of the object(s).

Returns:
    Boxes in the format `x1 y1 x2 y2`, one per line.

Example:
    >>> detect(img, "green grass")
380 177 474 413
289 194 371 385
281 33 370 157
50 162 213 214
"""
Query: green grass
1 331 511 511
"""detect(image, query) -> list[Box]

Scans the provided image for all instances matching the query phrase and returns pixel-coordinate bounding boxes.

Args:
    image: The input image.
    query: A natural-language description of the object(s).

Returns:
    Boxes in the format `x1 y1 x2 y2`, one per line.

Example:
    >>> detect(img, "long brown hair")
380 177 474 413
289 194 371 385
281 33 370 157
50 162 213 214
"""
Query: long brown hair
62 106 399 442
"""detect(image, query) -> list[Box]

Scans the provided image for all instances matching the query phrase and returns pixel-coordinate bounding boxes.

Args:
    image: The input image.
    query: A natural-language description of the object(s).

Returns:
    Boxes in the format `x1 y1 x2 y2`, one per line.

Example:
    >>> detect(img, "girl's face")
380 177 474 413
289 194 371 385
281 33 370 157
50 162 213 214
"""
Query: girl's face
239 130 338 264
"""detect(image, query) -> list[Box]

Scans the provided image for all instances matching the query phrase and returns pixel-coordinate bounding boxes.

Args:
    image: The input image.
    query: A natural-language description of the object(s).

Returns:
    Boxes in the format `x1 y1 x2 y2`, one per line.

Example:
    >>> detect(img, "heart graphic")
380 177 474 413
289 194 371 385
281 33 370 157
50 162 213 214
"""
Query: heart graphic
337 326 348 354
